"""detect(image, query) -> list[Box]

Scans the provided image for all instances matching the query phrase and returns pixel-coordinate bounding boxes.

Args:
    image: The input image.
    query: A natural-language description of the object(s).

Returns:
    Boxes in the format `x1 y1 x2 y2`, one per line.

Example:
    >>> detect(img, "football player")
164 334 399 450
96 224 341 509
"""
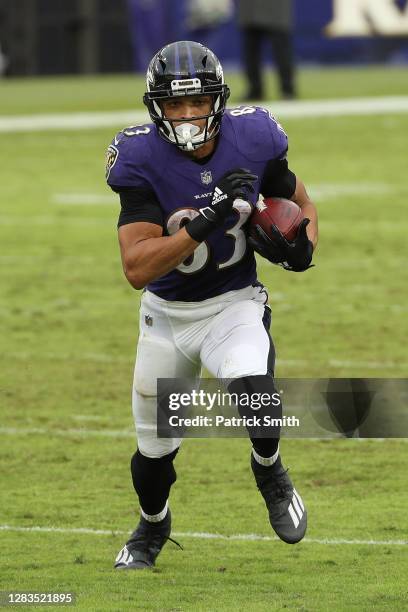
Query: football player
106 41 318 570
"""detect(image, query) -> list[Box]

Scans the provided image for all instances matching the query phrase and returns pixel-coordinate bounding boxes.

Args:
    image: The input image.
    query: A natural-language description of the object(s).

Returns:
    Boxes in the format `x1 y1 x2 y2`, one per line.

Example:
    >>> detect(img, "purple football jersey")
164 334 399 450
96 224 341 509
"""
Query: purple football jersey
107 106 288 301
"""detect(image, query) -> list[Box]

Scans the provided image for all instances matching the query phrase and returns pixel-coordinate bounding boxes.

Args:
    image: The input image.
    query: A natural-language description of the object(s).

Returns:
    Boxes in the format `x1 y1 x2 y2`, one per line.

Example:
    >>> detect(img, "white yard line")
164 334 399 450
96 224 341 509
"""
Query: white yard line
328 359 408 369
0 110 143 133
0 426 405 442
72 414 109 422
0 215 109 226
1 96 408 133
53 193 116 205
307 182 395 199
257 258 404 269
51 182 398 207
4 215 405 234
1 351 407 370
0 524 406 546
0 350 131 363
0 427 135 438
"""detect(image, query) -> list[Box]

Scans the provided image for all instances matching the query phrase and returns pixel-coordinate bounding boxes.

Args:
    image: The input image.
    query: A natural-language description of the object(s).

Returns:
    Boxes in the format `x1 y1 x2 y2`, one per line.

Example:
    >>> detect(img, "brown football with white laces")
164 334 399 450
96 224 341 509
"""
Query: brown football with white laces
249 197 303 242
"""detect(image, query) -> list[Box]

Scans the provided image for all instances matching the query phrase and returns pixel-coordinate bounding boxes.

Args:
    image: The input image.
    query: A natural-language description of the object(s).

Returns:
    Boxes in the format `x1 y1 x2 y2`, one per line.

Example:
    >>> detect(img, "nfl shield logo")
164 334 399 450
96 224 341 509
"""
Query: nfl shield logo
200 170 212 186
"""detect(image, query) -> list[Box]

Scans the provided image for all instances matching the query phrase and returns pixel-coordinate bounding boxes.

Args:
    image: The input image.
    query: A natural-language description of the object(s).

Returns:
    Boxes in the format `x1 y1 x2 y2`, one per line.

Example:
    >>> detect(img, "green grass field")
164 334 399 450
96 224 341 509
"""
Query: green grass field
1 67 407 610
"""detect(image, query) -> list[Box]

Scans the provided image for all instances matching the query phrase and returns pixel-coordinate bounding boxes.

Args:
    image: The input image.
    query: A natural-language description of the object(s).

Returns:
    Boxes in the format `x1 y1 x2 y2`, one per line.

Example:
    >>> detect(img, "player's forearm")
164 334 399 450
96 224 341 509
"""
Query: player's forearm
292 180 318 249
122 228 199 289
299 202 318 250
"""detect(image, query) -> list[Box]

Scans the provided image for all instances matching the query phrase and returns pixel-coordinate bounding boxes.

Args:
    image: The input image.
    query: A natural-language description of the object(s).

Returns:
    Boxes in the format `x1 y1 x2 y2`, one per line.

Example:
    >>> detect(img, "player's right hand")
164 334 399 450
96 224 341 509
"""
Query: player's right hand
200 168 258 226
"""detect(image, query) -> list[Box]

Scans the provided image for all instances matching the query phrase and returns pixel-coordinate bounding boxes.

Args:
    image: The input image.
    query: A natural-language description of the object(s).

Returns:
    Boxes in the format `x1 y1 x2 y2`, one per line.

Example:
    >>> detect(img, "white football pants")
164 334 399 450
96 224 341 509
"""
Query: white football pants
132 284 273 458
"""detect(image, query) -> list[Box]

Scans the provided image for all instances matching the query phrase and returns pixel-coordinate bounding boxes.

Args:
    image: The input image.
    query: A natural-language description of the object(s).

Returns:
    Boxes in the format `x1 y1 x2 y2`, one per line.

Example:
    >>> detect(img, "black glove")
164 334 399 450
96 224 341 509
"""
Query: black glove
186 168 257 242
248 218 314 272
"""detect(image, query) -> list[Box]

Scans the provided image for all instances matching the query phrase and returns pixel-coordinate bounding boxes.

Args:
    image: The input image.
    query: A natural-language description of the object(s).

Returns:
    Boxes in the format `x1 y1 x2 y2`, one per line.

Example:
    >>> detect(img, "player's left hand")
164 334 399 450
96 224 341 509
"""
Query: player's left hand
249 218 314 272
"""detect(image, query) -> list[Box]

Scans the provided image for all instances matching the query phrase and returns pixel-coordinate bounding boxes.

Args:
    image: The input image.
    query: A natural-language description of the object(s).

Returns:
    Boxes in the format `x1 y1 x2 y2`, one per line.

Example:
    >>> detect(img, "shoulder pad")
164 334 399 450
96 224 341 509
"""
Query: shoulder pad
224 106 288 162
105 123 155 188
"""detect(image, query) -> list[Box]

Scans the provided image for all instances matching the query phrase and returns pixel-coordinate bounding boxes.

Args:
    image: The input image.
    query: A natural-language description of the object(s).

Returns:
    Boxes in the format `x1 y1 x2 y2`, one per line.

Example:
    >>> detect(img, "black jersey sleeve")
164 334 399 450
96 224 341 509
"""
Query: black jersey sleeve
111 186 164 228
260 158 297 199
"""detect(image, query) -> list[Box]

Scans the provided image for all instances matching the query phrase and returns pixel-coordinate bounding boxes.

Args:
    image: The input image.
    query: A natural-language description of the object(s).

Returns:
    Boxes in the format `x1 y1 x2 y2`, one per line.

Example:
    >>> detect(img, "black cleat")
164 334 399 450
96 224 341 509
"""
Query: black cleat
251 454 307 544
114 510 177 570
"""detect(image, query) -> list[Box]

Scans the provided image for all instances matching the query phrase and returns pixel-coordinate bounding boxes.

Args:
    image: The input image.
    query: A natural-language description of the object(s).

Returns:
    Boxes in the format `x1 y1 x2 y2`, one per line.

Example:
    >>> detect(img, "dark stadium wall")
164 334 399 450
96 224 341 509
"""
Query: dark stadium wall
0 0 133 76
0 0 407 76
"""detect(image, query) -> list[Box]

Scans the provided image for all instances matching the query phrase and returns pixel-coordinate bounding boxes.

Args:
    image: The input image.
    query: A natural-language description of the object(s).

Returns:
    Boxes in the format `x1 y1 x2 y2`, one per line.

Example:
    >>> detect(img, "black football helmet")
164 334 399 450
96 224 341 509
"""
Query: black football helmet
143 41 230 151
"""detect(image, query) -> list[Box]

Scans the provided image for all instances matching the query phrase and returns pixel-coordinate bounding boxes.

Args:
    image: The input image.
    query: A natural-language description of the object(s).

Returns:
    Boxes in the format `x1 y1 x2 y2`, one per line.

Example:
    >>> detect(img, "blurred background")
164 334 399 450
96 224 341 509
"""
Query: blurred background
1 2 408 607
0 0 407 78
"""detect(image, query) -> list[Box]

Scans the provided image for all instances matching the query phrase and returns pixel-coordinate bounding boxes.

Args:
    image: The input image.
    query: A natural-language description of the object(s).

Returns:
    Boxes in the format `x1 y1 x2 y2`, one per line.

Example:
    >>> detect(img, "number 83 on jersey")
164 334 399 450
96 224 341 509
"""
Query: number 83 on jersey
167 199 252 274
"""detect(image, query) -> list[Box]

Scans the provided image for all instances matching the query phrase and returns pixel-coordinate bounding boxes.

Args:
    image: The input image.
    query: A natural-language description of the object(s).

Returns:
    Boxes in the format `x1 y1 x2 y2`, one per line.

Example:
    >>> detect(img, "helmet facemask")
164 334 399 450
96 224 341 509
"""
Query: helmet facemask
143 42 230 151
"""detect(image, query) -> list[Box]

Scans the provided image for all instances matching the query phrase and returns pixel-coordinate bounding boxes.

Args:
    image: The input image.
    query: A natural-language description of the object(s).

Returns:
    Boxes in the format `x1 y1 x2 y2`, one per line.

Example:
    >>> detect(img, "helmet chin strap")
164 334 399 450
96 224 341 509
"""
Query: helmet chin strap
174 122 202 150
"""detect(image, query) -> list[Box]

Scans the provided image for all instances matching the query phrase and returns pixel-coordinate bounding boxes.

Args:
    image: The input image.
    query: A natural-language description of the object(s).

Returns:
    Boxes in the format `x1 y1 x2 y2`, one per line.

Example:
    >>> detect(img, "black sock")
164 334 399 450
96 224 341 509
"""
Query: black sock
228 374 281 459
252 437 279 459
130 448 179 516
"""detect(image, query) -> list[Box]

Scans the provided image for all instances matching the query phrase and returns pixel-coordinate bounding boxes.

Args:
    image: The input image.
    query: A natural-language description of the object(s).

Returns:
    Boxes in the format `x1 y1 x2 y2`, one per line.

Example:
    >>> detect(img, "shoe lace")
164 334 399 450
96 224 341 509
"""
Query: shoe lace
259 467 293 502
129 527 183 551
167 536 183 550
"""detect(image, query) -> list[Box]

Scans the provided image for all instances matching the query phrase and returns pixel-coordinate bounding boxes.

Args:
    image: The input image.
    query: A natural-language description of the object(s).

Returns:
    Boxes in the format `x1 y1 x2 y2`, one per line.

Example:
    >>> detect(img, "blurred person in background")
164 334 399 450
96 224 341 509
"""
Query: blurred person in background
186 0 233 31
186 0 234 54
0 41 7 76
237 0 296 100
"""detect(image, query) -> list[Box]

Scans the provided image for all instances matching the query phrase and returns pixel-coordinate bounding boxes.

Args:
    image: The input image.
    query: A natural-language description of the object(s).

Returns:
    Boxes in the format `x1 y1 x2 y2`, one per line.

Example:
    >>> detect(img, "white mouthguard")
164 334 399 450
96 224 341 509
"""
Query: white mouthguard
174 123 201 150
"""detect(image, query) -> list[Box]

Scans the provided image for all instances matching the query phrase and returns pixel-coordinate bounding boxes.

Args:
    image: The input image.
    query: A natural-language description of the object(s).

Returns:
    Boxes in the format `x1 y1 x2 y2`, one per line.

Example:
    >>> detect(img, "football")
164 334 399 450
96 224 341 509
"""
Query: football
249 197 304 242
